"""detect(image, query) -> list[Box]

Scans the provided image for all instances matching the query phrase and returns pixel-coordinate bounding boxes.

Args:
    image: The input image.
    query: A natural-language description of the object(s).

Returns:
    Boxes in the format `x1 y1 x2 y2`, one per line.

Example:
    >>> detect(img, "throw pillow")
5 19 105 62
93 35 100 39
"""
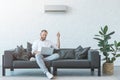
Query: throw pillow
75 46 91 59
74 45 84 52
58 49 75 59
13 45 30 60
27 42 32 53
27 42 34 57
13 45 24 59
19 51 30 61
54 49 60 53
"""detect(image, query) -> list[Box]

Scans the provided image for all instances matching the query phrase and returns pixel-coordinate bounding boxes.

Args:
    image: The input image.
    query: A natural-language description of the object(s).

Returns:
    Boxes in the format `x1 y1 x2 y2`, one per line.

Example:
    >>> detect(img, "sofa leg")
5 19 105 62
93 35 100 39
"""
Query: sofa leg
91 68 94 75
91 68 94 72
2 55 5 76
53 67 57 76
10 67 14 71
98 67 101 76
98 55 101 76
2 67 5 76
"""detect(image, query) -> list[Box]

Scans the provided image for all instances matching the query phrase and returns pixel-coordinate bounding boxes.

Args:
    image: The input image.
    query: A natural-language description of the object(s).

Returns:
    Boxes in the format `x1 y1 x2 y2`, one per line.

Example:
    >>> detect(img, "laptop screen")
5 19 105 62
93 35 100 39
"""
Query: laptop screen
41 47 54 55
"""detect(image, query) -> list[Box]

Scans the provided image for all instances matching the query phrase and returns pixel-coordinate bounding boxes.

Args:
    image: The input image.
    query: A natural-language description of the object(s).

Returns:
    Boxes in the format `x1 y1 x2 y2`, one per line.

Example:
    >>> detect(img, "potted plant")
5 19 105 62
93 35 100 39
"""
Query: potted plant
94 25 120 75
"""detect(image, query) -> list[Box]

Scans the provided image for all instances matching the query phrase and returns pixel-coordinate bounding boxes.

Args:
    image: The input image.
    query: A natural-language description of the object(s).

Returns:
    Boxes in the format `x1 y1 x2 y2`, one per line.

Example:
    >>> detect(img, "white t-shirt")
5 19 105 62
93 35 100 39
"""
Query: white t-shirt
32 39 58 54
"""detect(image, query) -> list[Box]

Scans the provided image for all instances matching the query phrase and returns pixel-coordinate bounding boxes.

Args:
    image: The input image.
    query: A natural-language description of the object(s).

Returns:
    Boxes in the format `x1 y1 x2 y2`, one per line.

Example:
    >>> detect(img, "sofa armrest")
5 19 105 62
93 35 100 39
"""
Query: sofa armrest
88 49 101 67
3 50 14 68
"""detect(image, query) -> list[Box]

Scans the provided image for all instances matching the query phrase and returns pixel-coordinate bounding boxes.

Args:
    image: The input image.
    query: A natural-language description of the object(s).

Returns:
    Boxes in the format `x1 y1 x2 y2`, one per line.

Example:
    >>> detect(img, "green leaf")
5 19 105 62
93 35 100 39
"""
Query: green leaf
116 54 120 57
99 31 104 35
98 44 103 47
110 46 115 51
94 38 103 41
107 31 115 36
100 48 104 52
113 41 120 50
117 42 120 47
103 25 108 34
95 35 100 37
112 53 116 56
111 57 116 63
98 41 104 47
104 35 111 40
101 27 104 33
103 52 108 56
114 40 118 48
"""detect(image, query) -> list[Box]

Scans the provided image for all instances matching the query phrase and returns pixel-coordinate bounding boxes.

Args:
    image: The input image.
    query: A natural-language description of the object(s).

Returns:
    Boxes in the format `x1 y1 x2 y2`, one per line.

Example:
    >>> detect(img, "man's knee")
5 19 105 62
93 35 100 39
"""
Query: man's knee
35 53 43 58
44 53 60 61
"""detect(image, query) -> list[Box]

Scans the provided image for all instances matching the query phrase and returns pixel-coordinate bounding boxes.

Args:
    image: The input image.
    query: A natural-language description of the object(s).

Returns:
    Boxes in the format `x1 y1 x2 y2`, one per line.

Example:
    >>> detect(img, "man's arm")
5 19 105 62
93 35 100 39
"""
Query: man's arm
57 32 60 48
33 51 40 55
32 41 40 55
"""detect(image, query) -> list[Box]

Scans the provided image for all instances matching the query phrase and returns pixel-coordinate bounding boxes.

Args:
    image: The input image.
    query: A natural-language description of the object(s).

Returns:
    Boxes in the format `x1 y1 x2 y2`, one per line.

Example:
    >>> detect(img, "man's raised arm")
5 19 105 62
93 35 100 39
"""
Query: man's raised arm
57 32 60 48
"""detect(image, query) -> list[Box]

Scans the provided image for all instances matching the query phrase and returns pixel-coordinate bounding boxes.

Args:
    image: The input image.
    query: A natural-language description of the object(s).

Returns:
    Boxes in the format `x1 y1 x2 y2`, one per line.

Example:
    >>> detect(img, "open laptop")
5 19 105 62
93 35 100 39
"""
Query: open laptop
41 47 54 55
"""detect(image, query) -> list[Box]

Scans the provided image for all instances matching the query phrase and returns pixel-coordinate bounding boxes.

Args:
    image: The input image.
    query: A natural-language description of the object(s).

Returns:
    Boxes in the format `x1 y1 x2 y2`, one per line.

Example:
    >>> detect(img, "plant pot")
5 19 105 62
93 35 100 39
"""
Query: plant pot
103 62 114 75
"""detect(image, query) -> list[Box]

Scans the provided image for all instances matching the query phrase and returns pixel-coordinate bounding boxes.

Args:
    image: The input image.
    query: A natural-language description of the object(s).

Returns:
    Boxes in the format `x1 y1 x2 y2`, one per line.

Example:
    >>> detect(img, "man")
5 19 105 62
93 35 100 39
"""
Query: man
32 30 60 79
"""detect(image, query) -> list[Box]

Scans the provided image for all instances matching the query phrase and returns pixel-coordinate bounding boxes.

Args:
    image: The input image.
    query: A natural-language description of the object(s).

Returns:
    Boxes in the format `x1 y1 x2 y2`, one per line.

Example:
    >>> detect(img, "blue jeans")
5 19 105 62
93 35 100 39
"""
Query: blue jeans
35 53 60 73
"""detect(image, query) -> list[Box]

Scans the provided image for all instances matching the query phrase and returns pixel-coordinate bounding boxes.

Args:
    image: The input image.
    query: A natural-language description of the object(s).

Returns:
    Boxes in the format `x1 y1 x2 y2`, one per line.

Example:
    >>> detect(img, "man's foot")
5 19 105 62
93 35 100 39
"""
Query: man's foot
46 72 54 79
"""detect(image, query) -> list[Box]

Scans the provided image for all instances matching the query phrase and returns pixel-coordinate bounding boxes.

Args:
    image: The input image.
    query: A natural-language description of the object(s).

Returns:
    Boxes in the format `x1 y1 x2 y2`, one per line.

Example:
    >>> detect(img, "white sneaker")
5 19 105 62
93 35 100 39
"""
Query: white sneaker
46 72 54 79
29 57 36 61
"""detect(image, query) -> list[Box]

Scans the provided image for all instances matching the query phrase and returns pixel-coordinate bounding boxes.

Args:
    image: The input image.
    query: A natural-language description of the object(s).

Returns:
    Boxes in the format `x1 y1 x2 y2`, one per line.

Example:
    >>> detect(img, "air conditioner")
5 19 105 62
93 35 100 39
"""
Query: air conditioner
44 5 67 12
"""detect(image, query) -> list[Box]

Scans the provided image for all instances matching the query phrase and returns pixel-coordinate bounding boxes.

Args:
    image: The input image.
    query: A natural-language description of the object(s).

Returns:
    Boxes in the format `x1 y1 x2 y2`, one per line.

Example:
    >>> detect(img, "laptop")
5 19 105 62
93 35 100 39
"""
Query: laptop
41 47 54 55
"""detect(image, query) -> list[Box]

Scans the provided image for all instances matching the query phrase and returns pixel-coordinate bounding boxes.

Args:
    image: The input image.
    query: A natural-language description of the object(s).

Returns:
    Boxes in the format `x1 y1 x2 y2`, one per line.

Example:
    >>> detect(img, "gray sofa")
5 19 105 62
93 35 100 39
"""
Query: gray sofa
2 49 101 76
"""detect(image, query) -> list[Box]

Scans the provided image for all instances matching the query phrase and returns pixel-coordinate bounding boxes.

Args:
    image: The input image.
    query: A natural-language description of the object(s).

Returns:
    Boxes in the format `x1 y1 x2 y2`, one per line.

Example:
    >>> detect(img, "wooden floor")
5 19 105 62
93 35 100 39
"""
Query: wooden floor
0 66 120 80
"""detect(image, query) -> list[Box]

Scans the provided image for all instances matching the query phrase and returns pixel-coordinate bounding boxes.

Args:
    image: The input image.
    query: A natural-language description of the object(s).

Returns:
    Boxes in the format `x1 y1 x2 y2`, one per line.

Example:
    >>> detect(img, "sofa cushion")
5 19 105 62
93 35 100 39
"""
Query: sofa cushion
75 46 91 59
58 49 75 59
52 59 90 68
13 60 51 68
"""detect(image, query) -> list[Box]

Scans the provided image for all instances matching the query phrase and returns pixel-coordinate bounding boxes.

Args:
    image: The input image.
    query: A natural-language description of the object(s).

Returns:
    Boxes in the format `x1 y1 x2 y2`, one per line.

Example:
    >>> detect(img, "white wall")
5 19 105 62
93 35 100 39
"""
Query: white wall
0 0 120 66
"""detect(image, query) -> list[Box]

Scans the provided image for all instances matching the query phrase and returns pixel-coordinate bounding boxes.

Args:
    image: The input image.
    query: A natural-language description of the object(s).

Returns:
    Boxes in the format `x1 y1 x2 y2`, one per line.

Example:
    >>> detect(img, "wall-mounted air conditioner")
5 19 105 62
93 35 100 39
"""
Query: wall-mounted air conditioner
44 5 67 12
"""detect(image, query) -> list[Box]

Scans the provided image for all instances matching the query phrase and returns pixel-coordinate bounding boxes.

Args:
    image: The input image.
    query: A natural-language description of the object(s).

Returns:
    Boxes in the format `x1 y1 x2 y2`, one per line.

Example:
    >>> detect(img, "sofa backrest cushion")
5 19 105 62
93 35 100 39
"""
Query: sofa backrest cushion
58 49 75 59
75 45 91 59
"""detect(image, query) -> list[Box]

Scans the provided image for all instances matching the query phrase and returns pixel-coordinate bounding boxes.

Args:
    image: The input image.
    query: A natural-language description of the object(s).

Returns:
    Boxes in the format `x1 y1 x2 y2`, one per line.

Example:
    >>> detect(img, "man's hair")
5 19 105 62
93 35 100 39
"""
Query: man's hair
40 29 48 34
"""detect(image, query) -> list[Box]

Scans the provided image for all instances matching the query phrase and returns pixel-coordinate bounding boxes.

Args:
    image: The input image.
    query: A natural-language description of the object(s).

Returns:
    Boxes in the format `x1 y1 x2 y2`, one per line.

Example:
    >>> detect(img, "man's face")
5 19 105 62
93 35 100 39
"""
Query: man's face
40 31 48 41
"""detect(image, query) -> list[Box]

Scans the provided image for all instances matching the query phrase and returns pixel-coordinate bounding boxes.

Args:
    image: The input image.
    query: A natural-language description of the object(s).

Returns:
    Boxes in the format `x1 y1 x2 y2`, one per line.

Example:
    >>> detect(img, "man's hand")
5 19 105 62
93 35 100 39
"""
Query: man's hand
57 32 60 38
33 51 40 55
57 32 60 48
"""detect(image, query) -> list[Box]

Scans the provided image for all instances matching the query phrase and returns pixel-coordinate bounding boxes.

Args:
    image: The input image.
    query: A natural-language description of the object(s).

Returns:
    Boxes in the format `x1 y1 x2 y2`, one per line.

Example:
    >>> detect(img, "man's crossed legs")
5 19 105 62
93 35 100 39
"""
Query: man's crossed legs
35 53 60 79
